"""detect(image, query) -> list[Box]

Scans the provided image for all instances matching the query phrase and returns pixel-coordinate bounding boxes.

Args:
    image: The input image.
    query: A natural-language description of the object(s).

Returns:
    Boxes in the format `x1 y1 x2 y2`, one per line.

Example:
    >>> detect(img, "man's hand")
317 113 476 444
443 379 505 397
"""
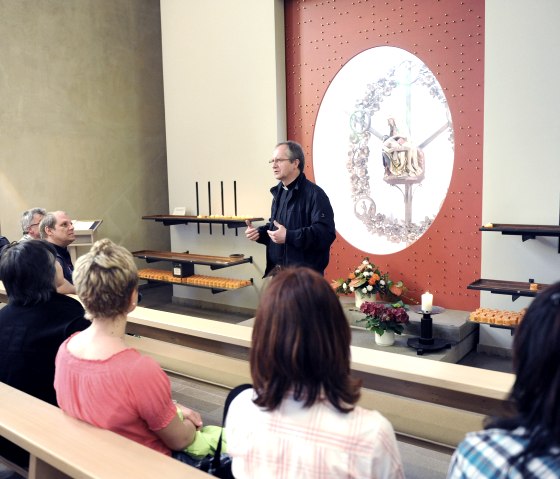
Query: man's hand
267 220 287 244
245 220 260 241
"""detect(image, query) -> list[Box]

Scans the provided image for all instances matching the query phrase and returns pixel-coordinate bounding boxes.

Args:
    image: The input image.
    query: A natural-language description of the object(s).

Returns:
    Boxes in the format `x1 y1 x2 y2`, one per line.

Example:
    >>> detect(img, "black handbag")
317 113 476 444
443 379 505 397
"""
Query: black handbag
197 383 252 479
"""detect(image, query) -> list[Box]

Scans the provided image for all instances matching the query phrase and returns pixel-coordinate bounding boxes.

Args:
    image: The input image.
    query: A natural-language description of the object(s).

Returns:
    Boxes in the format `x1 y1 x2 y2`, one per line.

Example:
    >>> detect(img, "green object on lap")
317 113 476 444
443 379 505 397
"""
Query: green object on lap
185 425 226 459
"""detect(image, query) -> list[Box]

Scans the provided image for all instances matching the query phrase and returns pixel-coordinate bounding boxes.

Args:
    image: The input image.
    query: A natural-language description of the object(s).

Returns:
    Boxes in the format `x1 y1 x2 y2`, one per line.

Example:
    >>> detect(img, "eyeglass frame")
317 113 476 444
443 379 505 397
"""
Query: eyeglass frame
268 158 295 165
25 222 41 234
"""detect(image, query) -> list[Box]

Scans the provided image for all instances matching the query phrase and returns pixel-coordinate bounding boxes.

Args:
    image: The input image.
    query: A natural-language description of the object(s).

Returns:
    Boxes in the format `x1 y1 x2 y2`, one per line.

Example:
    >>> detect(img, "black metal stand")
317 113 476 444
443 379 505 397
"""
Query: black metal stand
407 308 453 355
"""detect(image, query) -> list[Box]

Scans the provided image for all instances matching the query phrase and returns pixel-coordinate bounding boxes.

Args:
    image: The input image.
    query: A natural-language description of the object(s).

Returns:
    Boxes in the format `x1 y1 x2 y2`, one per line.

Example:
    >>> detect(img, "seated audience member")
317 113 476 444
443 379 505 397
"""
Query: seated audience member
0 235 9 254
54 239 202 463
226 267 404 478
0 240 90 468
447 281 560 478
19 207 46 241
40 211 76 294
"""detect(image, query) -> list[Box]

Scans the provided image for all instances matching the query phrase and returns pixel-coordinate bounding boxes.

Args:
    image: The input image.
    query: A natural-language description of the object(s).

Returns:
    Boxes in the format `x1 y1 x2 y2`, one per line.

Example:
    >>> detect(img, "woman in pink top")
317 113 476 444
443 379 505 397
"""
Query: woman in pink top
54 239 202 461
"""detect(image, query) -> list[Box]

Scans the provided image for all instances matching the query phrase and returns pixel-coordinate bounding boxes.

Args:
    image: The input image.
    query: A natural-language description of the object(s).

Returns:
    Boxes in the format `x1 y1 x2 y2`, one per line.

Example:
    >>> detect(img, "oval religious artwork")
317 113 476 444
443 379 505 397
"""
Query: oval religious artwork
313 46 454 254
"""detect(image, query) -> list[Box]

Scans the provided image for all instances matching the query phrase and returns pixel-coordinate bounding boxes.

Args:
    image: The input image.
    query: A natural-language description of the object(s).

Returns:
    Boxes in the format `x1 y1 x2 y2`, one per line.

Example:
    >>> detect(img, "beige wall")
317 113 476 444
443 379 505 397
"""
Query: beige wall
0 0 170 254
480 0 560 350
160 0 560 324
160 0 286 310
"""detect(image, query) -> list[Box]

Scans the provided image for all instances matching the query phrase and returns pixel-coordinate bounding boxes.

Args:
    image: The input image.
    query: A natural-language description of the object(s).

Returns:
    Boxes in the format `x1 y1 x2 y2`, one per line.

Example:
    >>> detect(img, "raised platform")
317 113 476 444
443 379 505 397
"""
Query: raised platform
341 297 478 363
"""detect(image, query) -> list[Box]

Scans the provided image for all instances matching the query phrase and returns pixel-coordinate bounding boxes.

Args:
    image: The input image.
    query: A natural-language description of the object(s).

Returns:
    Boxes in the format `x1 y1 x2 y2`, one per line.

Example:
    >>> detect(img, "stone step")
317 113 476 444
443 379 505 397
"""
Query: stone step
341 297 478 362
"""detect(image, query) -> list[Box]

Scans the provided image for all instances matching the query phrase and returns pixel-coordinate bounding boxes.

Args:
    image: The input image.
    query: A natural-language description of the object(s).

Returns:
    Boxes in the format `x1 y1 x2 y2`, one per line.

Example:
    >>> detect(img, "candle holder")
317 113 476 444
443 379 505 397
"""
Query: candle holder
407 305 453 355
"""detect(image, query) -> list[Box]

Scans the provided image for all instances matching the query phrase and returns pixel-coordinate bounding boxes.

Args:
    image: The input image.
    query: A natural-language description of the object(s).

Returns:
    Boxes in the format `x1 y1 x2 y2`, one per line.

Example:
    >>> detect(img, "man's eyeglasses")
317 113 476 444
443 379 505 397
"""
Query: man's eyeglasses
28 223 40 228
268 158 292 164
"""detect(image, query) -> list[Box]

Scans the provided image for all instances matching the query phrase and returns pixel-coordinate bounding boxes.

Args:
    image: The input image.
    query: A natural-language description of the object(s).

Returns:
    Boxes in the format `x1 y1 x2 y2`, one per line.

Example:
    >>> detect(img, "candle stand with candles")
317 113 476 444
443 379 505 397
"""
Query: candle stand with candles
407 305 453 355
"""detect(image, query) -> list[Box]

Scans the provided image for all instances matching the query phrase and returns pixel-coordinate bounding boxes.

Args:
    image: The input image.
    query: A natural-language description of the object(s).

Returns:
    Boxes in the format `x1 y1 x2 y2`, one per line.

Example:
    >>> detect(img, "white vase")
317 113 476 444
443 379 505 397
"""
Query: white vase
374 330 395 347
354 293 375 309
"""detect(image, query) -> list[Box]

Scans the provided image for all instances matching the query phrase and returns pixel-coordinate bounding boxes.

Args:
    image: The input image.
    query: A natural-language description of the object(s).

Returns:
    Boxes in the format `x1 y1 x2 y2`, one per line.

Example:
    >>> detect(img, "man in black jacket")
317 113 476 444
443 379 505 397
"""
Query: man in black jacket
245 141 335 276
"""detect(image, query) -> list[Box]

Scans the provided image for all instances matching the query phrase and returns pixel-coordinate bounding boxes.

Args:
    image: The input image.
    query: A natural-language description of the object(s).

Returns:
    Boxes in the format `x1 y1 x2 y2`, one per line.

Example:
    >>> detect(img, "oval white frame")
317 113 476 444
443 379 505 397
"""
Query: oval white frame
314 46 454 255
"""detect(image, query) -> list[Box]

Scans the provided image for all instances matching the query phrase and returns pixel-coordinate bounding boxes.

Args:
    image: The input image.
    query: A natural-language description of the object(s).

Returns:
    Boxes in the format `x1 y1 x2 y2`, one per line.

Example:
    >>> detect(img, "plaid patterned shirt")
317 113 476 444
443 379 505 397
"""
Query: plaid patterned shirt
447 427 560 479
226 389 404 479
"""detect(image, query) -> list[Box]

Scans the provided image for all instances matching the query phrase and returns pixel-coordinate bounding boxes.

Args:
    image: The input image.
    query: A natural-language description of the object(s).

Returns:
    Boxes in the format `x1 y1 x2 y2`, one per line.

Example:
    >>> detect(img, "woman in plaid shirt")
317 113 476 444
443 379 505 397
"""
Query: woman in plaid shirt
448 281 560 478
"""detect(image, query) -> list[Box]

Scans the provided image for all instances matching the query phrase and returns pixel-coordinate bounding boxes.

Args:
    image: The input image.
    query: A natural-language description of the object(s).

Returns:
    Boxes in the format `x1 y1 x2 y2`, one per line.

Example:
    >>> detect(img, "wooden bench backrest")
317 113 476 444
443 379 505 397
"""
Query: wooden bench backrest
0 382 210 479
124 304 515 450
0 281 516 450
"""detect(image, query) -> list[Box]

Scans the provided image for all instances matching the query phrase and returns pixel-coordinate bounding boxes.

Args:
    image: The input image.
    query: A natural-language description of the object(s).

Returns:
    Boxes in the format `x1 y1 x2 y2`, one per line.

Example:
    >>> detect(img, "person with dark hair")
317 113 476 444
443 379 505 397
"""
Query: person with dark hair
54 239 203 463
0 235 10 254
226 267 404 478
0 240 90 469
447 281 560 478
245 140 336 276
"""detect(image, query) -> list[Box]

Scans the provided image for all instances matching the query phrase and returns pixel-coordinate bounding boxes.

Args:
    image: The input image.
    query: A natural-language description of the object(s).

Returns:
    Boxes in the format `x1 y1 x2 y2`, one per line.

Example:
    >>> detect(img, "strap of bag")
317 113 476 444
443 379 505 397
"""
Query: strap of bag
212 383 252 465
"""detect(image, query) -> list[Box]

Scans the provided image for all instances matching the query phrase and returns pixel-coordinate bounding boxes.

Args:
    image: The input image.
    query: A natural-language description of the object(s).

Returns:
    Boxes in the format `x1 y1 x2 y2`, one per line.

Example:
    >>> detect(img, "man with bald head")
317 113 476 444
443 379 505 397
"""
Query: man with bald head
40 211 76 294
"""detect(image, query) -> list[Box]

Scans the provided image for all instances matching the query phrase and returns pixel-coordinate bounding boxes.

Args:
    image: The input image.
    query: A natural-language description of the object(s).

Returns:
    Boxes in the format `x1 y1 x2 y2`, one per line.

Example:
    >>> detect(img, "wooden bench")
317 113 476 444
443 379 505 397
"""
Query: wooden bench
124 305 515 452
0 281 515 451
0 382 211 479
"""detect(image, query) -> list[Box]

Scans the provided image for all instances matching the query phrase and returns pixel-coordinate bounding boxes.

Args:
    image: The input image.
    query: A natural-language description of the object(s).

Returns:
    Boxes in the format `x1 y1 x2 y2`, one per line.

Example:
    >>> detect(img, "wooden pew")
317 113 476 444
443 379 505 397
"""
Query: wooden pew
0 382 211 479
125 305 515 452
0 281 515 451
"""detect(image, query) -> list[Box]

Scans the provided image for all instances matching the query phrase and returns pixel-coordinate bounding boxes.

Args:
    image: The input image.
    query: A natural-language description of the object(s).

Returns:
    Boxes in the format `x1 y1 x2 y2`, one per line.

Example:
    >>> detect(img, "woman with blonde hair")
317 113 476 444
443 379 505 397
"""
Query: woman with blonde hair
54 239 202 462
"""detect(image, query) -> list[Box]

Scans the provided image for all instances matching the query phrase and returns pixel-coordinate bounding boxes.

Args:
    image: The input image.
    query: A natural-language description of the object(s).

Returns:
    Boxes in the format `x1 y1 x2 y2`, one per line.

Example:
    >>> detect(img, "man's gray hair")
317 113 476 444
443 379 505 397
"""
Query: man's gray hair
21 207 46 234
39 212 58 239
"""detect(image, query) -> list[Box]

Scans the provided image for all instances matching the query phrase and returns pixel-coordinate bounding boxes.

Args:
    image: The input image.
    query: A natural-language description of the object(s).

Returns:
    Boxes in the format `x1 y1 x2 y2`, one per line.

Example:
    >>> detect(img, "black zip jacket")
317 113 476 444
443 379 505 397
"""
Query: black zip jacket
257 173 336 276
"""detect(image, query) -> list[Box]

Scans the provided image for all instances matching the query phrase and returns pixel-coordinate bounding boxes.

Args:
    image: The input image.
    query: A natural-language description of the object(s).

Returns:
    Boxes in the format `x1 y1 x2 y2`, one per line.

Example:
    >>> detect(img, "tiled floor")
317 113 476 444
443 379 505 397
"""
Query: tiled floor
140 284 513 479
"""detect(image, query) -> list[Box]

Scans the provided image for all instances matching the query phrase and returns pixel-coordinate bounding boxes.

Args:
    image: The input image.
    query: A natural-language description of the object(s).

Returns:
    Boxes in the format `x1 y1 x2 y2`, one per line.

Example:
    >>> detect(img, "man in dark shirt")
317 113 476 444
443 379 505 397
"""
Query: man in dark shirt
40 211 76 294
245 141 336 276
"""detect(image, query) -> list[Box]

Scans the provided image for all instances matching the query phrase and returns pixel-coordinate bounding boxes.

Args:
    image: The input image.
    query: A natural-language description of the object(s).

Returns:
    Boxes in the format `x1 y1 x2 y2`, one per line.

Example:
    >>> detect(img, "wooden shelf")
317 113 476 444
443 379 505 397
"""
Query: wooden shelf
139 213 259 293
468 320 515 335
134 249 254 295
467 278 549 301
142 214 264 228
480 223 560 252
132 250 252 270
138 270 253 295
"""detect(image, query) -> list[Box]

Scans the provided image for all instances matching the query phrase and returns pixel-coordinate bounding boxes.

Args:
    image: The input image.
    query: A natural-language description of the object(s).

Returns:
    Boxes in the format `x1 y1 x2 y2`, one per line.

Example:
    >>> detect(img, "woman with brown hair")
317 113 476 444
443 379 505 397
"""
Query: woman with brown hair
226 267 403 478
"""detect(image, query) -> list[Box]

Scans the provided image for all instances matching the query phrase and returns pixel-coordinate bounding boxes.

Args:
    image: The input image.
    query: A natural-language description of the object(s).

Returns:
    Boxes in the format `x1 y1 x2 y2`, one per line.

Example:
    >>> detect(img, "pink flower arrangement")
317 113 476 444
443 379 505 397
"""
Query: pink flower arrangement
358 302 410 336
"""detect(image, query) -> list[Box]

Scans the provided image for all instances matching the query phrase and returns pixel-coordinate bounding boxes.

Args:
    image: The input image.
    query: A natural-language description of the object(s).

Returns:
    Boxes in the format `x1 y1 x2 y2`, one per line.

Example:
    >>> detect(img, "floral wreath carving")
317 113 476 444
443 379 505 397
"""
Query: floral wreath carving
347 60 454 245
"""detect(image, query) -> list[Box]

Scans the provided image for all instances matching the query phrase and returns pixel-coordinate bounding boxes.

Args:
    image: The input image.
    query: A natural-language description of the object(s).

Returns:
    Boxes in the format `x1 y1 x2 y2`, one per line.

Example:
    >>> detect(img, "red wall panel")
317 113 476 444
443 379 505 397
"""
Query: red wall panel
284 0 484 310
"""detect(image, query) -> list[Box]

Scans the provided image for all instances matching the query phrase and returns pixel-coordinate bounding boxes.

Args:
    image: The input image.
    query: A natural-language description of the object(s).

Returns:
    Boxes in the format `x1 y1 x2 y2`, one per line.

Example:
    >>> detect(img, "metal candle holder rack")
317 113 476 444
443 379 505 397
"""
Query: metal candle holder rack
407 305 453 355
195 180 240 236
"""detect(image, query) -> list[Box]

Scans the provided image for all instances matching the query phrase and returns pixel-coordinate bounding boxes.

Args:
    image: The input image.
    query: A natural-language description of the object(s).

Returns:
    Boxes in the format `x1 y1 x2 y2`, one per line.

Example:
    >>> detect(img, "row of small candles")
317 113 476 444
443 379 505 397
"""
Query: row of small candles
421 292 433 313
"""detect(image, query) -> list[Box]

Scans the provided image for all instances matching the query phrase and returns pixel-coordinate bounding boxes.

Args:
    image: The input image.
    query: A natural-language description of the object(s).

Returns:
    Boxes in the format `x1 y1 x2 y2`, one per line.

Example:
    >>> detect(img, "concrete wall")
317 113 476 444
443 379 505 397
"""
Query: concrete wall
160 0 285 311
160 0 560 342
2 0 557 336
480 0 560 352
0 0 170 254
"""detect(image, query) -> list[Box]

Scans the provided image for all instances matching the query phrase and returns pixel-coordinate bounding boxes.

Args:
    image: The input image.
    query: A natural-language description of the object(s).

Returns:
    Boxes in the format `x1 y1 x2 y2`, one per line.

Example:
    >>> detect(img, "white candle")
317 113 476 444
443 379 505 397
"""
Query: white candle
421 292 433 312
